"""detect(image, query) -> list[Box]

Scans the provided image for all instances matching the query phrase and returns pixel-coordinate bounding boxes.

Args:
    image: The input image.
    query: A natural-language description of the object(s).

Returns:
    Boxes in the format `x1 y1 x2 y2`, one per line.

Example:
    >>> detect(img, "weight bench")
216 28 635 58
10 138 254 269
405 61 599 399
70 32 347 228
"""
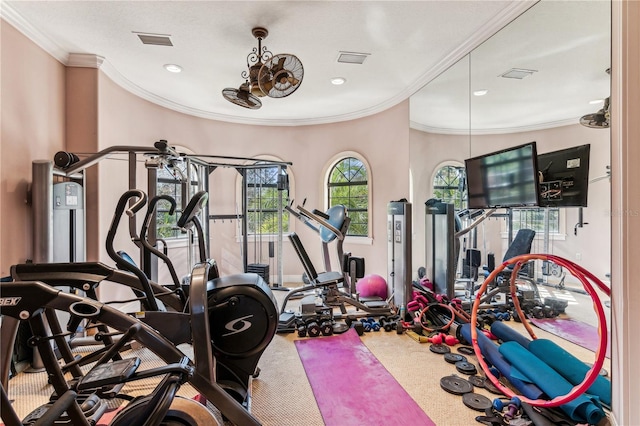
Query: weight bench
278 233 392 332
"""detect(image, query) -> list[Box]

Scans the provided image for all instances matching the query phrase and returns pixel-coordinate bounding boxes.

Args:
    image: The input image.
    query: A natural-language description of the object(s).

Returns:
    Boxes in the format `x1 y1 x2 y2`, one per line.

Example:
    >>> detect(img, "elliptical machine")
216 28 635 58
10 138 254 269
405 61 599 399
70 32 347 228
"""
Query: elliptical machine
11 189 279 418
101 189 280 409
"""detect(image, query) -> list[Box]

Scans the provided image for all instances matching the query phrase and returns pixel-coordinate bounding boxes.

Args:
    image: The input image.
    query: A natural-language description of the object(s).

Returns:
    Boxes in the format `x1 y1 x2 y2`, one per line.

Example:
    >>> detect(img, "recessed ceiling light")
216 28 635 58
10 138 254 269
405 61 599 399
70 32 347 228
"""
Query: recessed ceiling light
164 64 182 73
589 99 604 104
331 77 346 85
473 89 489 96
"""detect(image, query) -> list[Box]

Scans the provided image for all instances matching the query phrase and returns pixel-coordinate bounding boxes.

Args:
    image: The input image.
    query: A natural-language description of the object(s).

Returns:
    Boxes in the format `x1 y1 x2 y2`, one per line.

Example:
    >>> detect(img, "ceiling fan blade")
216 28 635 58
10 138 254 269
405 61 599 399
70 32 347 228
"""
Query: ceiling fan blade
222 86 262 110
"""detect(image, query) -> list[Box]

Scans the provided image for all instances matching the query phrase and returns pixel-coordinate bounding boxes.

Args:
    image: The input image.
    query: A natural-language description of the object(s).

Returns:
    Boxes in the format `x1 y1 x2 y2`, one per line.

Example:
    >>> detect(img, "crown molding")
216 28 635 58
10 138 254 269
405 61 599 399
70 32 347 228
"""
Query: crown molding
410 116 582 136
68 53 104 68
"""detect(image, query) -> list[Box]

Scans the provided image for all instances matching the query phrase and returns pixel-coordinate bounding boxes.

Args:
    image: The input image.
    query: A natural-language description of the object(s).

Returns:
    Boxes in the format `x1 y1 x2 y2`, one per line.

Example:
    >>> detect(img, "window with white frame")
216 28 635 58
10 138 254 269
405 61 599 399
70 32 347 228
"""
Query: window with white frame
327 156 369 237
432 164 467 210
510 208 561 234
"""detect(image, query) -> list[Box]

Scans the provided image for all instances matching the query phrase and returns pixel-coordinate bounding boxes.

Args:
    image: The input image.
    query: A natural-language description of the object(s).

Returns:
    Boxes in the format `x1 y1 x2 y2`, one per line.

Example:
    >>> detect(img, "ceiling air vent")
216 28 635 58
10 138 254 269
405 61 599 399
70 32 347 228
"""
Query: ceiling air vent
337 51 370 64
135 32 173 46
499 68 537 79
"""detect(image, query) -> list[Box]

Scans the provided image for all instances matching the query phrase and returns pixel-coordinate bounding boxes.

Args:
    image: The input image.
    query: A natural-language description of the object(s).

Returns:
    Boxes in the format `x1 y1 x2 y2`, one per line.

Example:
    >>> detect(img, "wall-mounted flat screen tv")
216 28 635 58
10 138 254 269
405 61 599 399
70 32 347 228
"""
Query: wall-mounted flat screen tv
465 142 540 209
538 144 591 207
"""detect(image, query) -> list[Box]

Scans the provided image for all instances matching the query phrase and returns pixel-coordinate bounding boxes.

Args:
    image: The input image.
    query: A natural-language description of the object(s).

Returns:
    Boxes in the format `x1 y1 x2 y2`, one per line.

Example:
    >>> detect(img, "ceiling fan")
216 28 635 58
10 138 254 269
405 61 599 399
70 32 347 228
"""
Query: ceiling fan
580 97 610 128
221 82 262 110
222 27 304 109
580 68 610 128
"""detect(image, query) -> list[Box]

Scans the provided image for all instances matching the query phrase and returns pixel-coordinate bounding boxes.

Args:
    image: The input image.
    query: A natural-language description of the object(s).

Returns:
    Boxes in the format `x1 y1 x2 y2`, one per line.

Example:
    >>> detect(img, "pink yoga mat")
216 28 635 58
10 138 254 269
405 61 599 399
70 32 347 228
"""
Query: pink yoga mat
295 329 435 426
529 317 610 359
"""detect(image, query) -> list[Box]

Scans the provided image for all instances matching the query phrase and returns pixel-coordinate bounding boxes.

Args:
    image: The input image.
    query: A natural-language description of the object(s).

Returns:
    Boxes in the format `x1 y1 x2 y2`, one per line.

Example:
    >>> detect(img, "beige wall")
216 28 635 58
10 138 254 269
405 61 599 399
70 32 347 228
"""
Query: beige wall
0 21 66 276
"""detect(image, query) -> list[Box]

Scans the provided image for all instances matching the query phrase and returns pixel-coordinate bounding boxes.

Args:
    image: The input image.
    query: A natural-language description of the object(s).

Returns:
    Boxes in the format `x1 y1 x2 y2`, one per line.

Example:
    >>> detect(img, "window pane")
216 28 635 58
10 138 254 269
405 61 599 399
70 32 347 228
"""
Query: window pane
328 157 369 237
512 208 560 233
247 166 289 235
433 165 466 209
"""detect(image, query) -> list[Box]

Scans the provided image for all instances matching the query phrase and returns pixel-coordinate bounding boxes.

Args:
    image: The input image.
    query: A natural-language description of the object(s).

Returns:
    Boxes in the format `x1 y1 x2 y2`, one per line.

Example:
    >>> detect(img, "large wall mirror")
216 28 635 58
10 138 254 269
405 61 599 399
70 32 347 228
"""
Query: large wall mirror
409 0 611 371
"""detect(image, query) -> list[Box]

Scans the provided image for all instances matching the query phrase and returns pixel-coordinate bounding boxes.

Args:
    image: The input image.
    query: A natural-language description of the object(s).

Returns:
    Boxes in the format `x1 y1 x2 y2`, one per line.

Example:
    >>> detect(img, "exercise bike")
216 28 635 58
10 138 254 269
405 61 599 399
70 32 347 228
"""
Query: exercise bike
1 280 223 425
10 189 279 422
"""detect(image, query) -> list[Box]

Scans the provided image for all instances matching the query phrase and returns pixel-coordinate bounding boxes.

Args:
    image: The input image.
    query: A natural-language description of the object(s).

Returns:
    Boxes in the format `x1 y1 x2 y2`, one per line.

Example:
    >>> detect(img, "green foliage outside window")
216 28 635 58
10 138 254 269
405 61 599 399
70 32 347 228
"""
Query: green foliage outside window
247 166 289 235
512 208 560 234
328 157 368 237
432 165 466 210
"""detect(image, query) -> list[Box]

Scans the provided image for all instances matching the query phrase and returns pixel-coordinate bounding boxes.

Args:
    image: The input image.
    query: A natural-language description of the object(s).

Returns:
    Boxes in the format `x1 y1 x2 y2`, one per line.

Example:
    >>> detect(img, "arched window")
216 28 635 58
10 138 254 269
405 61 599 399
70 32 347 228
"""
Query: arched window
432 164 467 210
327 156 369 237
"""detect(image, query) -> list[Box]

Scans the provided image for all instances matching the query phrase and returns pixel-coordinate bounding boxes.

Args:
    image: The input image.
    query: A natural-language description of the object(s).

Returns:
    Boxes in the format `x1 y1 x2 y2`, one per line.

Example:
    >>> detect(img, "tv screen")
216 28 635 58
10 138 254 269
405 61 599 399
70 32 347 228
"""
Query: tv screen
465 142 541 209
538 144 591 207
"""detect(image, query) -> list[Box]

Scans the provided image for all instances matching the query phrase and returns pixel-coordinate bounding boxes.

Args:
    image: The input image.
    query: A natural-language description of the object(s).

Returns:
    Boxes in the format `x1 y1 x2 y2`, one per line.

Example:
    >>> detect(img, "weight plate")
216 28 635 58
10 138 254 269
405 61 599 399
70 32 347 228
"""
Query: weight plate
440 375 474 395
457 346 475 356
586 363 609 377
444 353 467 364
467 375 485 388
483 378 503 395
455 361 478 375
429 344 451 354
462 392 493 411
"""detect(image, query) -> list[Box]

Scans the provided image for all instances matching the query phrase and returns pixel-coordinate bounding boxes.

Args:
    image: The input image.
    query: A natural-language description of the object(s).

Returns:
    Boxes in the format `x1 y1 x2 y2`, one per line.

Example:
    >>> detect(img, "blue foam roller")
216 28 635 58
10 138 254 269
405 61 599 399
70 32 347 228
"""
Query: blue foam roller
489 322 611 407
460 324 544 400
499 341 605 424
491 321 532 348
528 339 611 407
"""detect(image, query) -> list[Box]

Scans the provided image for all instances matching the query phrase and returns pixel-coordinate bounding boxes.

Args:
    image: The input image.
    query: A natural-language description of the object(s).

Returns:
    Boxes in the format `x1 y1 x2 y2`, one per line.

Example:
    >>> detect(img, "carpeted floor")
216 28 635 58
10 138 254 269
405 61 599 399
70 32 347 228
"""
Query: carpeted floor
5 285 612 426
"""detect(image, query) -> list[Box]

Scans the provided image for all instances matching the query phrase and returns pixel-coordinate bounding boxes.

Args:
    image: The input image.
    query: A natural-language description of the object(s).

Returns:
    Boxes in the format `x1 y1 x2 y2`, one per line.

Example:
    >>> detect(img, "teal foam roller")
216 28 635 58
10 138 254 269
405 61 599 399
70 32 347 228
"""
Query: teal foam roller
499 341 605 424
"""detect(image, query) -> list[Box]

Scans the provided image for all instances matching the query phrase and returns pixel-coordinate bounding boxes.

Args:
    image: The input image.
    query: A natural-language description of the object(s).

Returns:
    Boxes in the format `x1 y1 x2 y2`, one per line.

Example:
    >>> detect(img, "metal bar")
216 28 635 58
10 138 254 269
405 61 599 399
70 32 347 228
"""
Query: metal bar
277 165 284 287
145 165 158 282
189 153 292 166
241 169 248 272
0 316 20 390
454 208 497 238
209 214 245 220
60 145 164 175
32 160 53 263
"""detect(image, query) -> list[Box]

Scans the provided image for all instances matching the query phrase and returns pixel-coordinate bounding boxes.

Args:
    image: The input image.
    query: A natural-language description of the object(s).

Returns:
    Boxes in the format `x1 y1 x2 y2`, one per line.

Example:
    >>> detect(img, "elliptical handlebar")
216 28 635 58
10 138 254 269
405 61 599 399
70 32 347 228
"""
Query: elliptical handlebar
140 195 182 290
177 191 209 263
106 190 159 311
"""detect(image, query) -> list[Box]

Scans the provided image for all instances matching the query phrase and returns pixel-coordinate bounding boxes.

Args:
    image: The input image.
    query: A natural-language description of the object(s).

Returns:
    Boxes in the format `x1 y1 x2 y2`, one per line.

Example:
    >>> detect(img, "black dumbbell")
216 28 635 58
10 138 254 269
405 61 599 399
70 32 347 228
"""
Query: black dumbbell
320 321 333 336
307 321 322 337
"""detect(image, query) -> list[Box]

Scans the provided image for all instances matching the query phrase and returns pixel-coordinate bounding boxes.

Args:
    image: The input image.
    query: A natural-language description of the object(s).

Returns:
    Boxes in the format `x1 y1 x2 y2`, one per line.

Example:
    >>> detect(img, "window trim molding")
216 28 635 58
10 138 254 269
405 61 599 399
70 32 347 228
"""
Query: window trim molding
322 151 373 238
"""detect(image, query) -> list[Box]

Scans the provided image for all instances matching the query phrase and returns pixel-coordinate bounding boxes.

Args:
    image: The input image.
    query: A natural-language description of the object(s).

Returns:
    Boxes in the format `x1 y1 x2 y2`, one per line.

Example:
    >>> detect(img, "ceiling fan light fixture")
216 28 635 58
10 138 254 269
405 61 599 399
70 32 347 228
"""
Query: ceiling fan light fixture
249 63 267 97
224 27 304 108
